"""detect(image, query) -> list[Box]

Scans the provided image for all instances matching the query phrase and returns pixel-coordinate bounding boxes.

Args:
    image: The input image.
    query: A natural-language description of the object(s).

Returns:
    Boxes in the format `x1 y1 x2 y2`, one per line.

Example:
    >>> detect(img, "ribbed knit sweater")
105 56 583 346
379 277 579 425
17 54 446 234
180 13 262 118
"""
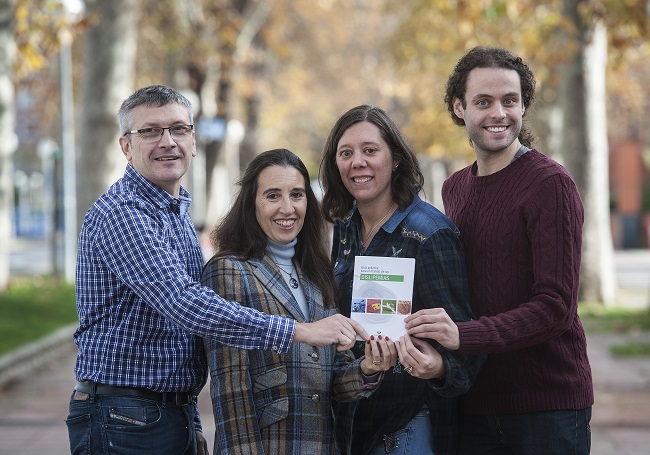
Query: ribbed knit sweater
442 149 594 415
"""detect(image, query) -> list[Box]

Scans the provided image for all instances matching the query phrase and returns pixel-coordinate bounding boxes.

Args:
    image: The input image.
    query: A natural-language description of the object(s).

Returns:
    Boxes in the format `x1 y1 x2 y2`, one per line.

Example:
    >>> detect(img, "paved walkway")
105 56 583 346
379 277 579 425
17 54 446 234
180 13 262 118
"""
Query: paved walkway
0 331 649 454
588 332 650 455
0 339 216 455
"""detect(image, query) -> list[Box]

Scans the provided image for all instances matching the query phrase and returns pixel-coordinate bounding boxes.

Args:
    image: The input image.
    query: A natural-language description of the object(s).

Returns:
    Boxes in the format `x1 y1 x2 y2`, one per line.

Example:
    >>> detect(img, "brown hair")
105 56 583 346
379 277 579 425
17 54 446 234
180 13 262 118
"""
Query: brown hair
319 105 424 222
444 46 536 147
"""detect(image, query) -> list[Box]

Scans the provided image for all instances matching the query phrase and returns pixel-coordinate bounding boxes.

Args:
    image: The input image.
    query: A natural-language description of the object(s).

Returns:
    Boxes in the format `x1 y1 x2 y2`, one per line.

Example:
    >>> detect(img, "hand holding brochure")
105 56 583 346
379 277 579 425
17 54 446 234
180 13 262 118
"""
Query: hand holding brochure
351 256 415 340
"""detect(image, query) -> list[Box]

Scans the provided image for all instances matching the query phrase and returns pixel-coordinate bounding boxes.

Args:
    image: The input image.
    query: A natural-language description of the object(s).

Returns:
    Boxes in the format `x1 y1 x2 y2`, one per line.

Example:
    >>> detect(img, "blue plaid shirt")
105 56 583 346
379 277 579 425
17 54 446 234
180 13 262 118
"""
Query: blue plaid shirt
73 165 295 410
331 195 484 455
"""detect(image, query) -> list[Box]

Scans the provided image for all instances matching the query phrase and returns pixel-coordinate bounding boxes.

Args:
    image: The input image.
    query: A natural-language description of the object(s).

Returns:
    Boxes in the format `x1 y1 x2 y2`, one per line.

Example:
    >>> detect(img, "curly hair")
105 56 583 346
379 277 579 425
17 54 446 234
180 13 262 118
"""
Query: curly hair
444 47 536 147
319 105 424 222
209 148 337 308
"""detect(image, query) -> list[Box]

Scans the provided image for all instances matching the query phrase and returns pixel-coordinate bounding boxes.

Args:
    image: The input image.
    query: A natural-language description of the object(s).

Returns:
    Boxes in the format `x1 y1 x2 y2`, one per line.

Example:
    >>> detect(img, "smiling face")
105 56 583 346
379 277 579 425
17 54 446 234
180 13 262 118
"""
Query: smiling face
255 165 307 245
453 67 524 159
118 103 196 197
335 121 396 209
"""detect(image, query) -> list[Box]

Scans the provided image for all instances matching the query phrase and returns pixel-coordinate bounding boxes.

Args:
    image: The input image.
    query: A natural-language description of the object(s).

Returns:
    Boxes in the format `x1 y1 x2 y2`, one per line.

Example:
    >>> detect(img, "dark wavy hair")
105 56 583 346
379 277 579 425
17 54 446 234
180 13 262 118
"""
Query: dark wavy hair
209 148 337 308
319 105 424 222
444 46 536 147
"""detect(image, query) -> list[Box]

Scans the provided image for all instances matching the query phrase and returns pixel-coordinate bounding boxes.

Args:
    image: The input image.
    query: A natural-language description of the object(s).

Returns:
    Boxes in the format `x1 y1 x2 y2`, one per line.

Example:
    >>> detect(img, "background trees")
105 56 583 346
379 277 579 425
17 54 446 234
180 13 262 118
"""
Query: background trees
384 0 650 305
76 0 140 231
5 0 650 304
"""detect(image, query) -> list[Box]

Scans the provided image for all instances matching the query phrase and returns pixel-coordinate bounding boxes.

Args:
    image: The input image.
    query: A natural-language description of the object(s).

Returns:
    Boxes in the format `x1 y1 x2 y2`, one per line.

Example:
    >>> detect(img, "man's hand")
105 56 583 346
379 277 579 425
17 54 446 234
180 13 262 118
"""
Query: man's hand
196 430 209 455
396 334 445 379
294 314 369 351
404 308 460 350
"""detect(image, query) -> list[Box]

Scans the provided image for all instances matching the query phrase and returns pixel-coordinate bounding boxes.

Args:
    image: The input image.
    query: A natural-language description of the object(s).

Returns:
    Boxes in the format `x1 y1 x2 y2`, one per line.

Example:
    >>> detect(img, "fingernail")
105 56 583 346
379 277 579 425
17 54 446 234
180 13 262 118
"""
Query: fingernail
378 335 383 340
370 335 375 340
366 340 370 344
385 336 390 341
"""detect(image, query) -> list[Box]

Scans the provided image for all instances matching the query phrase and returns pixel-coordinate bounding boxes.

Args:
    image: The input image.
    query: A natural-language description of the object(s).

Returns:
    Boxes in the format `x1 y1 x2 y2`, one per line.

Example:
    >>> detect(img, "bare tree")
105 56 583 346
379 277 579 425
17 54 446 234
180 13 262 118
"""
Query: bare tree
0 0 17 291
76 0 140 230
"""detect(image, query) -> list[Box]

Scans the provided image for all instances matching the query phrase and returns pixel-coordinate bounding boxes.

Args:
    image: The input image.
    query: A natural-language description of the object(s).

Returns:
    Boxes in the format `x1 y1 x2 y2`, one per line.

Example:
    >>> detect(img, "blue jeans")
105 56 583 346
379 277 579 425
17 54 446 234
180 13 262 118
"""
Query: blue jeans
66 387 197 455
458 407 592 455
367 407 435 455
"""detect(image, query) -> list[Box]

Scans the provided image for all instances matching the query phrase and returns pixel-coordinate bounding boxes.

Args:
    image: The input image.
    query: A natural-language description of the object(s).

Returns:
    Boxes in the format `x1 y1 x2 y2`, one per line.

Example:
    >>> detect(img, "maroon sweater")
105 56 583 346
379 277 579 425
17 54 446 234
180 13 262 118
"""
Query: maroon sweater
442 149 593 414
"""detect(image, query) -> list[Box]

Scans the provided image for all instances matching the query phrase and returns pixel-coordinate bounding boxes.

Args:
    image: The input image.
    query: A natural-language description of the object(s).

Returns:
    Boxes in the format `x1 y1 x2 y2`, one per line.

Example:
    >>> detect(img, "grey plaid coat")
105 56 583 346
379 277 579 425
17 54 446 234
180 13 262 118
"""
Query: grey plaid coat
201 255 379 455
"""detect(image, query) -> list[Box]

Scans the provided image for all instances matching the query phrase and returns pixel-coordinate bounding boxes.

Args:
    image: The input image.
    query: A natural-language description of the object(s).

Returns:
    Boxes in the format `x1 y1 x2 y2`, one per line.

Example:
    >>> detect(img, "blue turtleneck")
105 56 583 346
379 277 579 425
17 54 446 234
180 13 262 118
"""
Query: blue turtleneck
266 238 309 319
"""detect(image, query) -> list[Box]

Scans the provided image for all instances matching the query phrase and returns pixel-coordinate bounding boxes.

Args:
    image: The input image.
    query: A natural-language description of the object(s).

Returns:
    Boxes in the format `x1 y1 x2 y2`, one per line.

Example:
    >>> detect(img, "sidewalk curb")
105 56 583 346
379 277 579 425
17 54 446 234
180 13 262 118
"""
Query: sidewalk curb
0 323 77 389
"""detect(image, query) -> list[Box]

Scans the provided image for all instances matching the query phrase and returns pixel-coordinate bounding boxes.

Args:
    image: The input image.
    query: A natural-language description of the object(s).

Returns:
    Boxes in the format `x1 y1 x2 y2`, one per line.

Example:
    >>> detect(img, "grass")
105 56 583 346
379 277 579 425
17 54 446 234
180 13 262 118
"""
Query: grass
579 302 650 333
2 277 650 358
0 276 77 356
579 301 650 357
610 342 650 357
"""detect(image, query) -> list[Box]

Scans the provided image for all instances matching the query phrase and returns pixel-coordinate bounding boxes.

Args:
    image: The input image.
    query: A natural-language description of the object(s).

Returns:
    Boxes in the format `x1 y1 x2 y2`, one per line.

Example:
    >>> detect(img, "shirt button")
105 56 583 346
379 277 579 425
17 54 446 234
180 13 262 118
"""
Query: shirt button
310 353 319 361
311 394 320 402
272 346 279 352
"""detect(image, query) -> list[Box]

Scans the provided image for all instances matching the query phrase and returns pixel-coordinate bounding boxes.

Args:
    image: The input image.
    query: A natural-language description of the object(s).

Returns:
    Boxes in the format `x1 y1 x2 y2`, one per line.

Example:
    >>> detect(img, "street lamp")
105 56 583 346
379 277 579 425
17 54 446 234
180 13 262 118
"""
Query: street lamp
58 0 83 282
37 138 58 276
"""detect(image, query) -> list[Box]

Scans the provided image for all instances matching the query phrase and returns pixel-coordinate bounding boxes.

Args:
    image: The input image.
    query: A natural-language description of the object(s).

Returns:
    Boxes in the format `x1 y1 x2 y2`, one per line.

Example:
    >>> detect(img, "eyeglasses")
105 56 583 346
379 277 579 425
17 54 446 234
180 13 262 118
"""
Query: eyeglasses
125 124 194 141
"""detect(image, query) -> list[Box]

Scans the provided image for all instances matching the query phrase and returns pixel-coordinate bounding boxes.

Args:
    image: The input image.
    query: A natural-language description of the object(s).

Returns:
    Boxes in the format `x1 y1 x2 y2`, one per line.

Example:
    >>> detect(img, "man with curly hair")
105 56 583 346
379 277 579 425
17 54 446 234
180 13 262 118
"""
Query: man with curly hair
405 47 593 454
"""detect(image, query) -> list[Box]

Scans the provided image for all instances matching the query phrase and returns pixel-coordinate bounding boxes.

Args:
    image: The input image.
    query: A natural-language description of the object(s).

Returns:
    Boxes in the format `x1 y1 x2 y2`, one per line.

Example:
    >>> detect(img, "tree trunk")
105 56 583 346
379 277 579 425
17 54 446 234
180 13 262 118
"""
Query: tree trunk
560 0 617 305
77 0 139 230
202 0 273 227
0 0 17 292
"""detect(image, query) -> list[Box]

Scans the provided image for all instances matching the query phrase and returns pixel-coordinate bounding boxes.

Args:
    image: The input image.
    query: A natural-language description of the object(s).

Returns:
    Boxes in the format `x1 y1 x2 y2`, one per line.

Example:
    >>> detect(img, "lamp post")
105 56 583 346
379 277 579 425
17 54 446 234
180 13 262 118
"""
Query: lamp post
59 0 83 282
37 138 59 276
59 26 76 282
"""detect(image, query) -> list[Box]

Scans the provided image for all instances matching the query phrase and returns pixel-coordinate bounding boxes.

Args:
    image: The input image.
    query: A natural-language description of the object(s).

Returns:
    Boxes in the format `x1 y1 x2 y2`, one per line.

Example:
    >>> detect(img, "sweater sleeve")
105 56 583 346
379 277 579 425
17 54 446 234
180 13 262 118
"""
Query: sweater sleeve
457 171 584 354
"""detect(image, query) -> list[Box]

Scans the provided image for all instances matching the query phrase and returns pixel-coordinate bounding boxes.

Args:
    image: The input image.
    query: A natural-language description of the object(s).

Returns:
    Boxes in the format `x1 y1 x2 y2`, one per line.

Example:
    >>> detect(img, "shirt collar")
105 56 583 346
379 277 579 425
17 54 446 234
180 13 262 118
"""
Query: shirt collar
124 164 192 212
347 195 422 234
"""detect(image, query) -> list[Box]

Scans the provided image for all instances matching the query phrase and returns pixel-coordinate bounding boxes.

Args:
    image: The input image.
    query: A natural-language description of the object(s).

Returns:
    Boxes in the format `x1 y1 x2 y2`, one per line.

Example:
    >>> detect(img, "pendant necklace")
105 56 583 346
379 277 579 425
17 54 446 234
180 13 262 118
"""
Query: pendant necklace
273 258 299 289
361 203 396 249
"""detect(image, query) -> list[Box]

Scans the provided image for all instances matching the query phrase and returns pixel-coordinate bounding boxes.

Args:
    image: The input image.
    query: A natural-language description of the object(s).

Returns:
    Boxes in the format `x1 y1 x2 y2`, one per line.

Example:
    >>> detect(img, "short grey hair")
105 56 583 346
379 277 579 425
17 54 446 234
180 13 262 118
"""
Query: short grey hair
117 85 193 135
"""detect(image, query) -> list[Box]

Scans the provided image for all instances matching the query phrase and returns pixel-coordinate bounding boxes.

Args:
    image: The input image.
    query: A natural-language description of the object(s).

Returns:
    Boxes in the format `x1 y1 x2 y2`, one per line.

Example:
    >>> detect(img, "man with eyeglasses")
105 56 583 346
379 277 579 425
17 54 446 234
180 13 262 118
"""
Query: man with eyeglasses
66 85 368 455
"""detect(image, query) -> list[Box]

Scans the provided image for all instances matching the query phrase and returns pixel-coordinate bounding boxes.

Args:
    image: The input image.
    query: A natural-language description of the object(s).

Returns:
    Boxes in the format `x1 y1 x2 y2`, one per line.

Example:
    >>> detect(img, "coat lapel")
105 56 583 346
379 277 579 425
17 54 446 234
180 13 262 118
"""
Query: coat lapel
250 256 307 322
300 270 325 322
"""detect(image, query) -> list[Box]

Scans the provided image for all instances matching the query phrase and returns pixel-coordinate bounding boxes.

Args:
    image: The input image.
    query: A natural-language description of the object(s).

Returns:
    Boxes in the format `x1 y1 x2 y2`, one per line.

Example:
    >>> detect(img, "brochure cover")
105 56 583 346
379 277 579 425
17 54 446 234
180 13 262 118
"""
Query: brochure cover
351 256 415 340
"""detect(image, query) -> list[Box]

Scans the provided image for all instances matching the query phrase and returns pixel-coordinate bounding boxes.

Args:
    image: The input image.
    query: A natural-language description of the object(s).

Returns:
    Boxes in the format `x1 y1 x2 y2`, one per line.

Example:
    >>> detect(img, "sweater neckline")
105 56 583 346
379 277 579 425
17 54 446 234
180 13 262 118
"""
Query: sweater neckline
469 149 537 183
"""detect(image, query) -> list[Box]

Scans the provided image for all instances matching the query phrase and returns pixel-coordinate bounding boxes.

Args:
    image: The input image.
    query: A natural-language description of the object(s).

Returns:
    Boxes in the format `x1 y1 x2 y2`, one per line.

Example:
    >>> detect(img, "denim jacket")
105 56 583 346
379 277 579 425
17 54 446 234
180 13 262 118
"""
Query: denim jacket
332 195 485 455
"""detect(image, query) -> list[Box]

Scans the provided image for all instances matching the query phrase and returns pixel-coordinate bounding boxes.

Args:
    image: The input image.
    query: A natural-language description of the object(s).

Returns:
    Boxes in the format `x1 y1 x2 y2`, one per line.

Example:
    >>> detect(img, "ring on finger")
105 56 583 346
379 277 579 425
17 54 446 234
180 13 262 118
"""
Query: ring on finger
372 359 381 366
404 365 413 374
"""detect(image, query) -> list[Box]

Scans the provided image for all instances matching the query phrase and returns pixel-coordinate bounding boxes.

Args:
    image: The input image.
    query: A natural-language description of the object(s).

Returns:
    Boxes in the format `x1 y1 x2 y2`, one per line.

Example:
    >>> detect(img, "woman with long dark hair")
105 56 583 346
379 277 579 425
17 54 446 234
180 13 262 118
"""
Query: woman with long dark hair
202 148 396 454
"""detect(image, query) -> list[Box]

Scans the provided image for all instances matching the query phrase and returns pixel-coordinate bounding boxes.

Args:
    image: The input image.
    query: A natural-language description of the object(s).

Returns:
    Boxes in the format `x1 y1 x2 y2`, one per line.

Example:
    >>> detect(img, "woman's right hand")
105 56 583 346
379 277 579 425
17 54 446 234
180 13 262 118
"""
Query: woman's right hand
360 335 398 375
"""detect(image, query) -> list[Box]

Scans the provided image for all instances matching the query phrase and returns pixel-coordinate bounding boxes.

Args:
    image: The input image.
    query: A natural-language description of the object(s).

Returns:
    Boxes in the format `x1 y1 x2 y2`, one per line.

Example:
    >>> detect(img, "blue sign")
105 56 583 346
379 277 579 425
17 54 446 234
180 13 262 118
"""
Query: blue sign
196 117 226 142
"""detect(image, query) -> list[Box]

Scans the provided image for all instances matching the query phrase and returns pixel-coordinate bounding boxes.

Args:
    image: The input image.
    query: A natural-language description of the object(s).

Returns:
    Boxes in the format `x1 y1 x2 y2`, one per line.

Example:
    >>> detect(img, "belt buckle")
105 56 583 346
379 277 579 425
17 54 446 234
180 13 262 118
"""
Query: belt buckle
170 392 190 407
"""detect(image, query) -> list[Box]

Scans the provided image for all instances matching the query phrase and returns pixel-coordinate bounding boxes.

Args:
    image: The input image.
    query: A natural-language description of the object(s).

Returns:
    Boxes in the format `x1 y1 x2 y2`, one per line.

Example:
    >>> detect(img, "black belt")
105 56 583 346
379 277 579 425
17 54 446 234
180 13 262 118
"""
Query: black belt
74 380 192 406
